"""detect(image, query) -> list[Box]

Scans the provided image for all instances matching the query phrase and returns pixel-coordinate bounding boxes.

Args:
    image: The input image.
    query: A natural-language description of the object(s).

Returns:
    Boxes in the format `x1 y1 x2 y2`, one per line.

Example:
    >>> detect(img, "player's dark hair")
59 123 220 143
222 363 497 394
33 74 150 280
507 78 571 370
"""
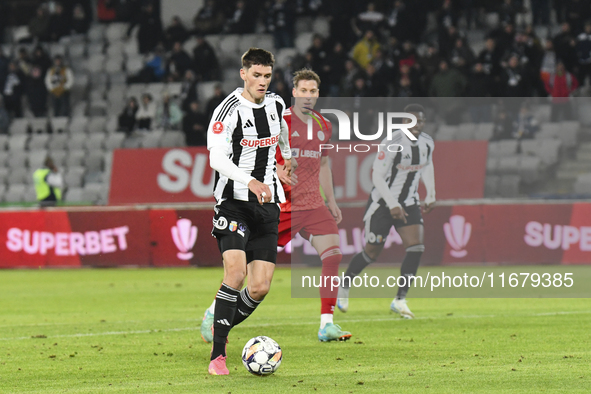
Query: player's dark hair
293 68 321 88
404 104 426 114
241 48 275 70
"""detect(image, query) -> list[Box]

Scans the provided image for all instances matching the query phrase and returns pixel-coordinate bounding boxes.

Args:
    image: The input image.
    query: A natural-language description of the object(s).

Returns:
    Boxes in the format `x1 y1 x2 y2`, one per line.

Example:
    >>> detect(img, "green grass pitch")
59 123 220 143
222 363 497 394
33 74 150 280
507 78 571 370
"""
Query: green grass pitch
0 267 590 393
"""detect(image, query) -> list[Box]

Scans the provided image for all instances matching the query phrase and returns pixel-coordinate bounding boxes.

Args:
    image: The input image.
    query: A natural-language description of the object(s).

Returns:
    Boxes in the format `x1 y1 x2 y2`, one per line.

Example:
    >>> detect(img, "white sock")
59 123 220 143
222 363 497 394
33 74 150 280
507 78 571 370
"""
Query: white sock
208 300 216 314
320 313 333 329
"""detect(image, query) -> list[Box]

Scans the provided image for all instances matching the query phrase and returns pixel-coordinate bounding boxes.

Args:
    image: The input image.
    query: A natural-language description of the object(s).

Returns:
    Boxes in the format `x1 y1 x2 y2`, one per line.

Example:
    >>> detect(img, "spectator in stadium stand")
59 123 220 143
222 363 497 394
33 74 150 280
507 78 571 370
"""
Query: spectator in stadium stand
33 156 63 208
352 30 381 70
477 38 502 78
205 84 224 119
182 101 207 146
3 62 25 119
193 0 225 35
321 41 348 97
565 0 590 34
127 2 163 55
144 45 167 82
16 48 31 77
28 5 51 42
501 54 530 97
429 59 467 97
352 2 385 38
554 0 567 24
180 70 199 113
0 97 9 134
438 25 460 59
225 0 256 34
531 0 551 26
437 0 459 36
340 59 361 96
71 3 91 35
97 0 117 23
490 22 516 59
540 40 557 84
117 97 139 135
164 16 188 50
307 35 328 79
418 43 443 91
48 2 70 42
45 55 73 117
491 105 514 140
266 0 296 49
467 63 494 123
553 22 578 72
0 50 8 90
386 0 417 43
544 60 579 122
28 46 51 117
156 93 182 130
512 103 539 140
136 93 156 130
192 35 220 82
449 36 476 75
575 21 591 87
497 0 522 25
167 42 192 82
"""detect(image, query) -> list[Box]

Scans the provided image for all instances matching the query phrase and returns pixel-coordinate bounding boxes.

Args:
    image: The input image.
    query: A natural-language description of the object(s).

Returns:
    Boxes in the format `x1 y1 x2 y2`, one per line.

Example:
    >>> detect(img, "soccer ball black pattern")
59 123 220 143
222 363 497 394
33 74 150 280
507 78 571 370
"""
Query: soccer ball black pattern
241 336 282 376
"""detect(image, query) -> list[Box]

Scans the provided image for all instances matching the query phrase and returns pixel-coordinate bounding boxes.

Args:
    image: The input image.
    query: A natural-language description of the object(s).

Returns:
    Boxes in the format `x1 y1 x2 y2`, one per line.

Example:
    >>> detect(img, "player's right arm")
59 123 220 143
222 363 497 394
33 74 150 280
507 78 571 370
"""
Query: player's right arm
372 142 407 223
207 101 271 204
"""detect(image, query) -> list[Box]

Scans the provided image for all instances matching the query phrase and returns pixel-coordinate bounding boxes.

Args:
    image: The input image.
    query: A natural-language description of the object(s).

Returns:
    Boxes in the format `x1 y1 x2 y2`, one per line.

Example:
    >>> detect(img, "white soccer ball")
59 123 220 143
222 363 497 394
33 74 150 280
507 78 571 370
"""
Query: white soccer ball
241 336 282 376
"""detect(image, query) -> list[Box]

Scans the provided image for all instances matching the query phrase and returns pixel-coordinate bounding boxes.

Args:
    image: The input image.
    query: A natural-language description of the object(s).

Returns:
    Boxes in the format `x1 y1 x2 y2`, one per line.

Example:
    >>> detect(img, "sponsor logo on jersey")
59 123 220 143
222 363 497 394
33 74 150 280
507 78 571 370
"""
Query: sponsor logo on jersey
443 215 471 258
212 121 224 134
396 163 426 171
299 149 322 159
214 216 228 230
240 135 280 148
238 223 246 232
229 221 238 232
291 148 300 158
377 151 386 160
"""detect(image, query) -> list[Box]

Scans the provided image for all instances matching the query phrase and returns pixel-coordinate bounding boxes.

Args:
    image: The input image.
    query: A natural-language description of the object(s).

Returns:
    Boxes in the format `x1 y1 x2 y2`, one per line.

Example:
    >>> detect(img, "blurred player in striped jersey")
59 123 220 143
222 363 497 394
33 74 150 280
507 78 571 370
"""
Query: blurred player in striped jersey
337 104 436 319
275 69 351 341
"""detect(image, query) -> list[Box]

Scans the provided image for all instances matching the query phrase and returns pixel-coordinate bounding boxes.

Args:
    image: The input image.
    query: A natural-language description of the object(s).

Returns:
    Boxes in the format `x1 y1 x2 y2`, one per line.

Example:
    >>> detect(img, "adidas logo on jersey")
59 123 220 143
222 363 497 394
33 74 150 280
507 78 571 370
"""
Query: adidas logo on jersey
292 130 300 137
244 119 255 128
403 154 411 159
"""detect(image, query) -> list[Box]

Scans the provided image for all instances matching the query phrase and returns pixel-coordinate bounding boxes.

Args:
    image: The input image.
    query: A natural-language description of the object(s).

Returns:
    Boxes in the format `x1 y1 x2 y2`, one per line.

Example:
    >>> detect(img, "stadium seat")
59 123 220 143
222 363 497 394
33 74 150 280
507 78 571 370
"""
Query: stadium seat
9 119 30 135
519 156 542 184
312 17 330 36
23 186 38 203
30 119 48 134
49 43 67 57
7 168 30 185
105 57 123 73
87 42 105 57
574 174 591 195
69 117 89 134
67 139 87 158
474 123 494 140
50 117 69 133
239 34 260 51
66 149 86 168
126 57 144 75
4 184 27 202
486 157 499 174
147 83 166 97
295 17 313 35
106 23 128 43
87 25 105 42
65 187 85 202
0 184 6 201
84 152 104 172
0 135 7 150
87 54 106 73
8 135 28 151
165 82 182 97
88 117 108 133
71 101 88 117
484 175 500 197
123 39 140 56
219 35 240 54
435 125 456 140
140 132 161 148
295 32 314 54
276 48 298 68
488 140 518 157
104 133 126 150
89 90 105 103
160 131 185 147
456 124 476 140
109 71 127 86
28 150 48 170
498 175 520 197
496 155 520 175
84 171 103 185
48 134 69 151
105 116 120 134
49 150 67 167
68 42 86 59
559 121 579 147
82 183 102 203
65 167 86 187
127 84 147 98
89 100 108 117
532 104 551 124
122 136 142 149
106 41 125 58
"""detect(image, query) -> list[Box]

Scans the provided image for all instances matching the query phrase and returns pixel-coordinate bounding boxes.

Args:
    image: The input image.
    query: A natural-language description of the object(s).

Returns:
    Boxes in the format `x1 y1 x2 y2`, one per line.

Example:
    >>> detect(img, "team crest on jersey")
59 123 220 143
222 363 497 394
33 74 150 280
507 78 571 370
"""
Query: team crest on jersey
229 221 238 232
378 151 385 160
268 112 278 123
317 130 325 141
213 121 224 134
214 216 228 230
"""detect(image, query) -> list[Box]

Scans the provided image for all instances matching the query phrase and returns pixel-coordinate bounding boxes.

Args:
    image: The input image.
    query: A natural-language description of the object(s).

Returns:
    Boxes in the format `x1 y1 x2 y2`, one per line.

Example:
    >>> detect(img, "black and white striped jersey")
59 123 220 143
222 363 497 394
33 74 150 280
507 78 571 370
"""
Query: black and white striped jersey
369 130 435 208
207 88 286 203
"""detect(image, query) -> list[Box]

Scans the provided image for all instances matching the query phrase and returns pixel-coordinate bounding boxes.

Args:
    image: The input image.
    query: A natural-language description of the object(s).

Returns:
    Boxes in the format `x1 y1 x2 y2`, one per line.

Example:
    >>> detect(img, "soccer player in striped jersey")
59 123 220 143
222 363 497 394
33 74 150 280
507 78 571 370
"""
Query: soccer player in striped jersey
337 104 436 319
275 69 351 342
205 48 292 375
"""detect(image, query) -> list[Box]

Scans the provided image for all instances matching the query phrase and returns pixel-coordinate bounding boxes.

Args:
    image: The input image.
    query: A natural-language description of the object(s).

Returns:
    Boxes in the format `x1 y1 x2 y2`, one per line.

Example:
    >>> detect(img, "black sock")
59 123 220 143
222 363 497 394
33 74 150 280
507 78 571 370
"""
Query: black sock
211 283 239 360
396 244 424 299
342 251 374 289
232 287 262 327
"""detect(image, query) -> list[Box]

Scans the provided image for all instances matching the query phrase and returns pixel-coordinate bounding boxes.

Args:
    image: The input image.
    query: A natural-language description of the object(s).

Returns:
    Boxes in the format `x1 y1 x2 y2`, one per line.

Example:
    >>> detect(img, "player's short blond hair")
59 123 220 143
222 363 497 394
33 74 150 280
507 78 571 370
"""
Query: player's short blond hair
241 48 275 70
292 69 321 88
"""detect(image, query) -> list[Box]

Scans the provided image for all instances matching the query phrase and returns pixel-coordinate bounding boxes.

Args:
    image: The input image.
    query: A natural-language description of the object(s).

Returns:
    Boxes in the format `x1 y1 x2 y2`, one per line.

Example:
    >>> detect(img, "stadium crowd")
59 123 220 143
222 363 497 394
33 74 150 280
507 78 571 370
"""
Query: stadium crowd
0 0 590 145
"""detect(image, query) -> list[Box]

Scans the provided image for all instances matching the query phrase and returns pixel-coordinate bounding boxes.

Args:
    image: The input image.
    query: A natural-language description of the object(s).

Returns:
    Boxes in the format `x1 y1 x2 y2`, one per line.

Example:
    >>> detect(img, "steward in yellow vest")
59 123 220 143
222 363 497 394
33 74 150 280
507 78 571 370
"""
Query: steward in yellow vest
33 157 63 207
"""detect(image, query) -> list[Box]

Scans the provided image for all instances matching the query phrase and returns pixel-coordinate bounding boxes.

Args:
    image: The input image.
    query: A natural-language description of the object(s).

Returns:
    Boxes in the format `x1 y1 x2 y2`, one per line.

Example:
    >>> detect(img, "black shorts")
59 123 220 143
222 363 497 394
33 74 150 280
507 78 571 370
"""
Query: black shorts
212 199 280 264
363 199 423 245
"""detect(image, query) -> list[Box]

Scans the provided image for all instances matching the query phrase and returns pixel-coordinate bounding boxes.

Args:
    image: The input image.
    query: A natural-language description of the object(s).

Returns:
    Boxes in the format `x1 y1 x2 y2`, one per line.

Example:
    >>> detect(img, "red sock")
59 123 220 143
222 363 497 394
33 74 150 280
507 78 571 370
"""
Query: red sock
319 246 342 314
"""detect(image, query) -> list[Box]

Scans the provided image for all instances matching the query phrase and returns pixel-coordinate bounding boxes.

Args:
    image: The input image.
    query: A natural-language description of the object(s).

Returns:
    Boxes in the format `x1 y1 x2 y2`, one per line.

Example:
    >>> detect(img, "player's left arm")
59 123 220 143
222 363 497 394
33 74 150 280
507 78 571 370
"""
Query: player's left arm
278 114 293 178
421 141 436 213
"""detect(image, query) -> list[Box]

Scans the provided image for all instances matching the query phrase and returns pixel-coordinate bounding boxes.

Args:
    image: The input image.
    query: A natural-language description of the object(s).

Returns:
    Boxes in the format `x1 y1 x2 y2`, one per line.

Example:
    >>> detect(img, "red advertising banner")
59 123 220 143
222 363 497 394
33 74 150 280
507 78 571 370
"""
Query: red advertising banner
0 203 589 268
109 147 216 205
108 141 488 205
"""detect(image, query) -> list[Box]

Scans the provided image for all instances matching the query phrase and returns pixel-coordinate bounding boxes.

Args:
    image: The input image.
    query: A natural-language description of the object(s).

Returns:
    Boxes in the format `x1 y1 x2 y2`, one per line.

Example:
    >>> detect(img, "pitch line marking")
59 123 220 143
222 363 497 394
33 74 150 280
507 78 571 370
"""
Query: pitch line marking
0 310 590 342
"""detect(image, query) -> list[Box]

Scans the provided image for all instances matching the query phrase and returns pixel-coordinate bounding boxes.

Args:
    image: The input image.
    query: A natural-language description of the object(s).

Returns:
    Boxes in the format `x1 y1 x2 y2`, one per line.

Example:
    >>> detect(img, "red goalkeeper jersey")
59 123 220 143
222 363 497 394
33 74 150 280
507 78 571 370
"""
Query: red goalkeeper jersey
276 106 332 212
